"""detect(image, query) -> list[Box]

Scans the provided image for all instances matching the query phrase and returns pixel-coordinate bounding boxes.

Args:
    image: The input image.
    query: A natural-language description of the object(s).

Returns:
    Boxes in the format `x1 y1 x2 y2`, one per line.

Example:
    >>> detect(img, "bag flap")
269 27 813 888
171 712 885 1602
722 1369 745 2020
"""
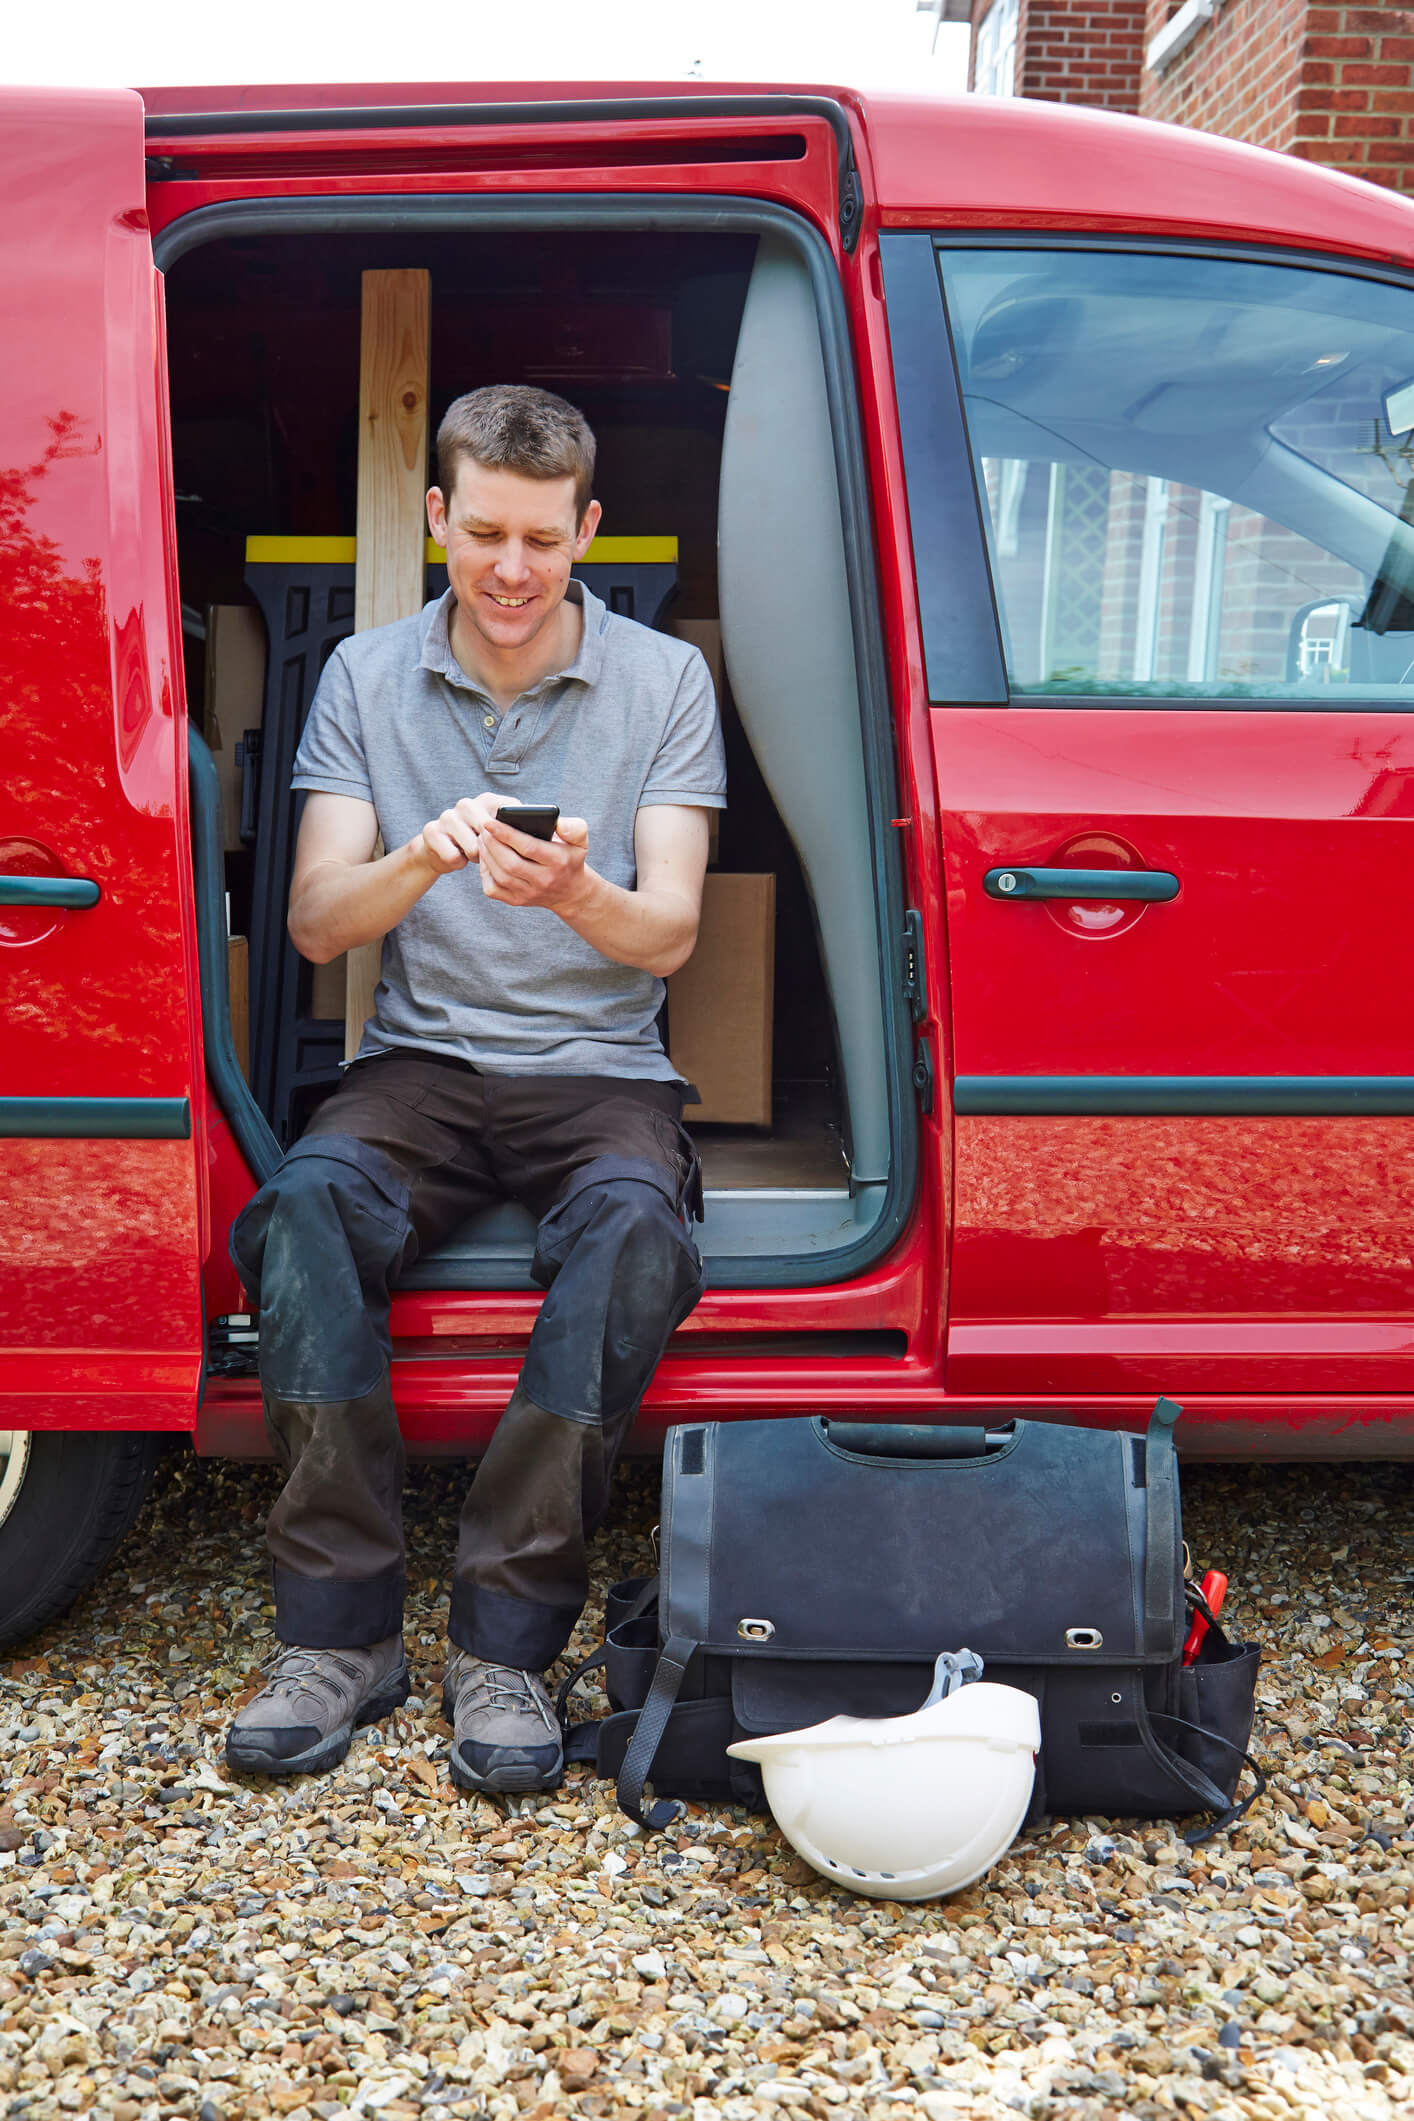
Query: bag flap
662 1414 1183 1664
731 1656 940 1735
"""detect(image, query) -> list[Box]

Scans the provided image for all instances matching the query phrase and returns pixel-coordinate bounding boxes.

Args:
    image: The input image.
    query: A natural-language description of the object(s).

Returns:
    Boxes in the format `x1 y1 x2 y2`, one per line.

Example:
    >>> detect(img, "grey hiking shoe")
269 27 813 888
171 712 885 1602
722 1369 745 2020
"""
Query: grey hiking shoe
227 1635 409 1777
443 1652 564 1794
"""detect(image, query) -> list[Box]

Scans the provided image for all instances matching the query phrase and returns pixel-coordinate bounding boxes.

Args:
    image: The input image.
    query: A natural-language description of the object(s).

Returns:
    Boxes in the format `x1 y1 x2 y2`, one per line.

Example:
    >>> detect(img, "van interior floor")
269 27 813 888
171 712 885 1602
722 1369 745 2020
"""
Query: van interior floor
692 1084 848 1191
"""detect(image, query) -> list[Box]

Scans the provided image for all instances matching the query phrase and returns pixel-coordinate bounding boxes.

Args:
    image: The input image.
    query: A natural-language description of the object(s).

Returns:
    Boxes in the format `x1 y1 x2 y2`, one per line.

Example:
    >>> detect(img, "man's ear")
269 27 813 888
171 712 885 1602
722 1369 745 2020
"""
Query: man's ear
427 487 448 546
573 499 603 560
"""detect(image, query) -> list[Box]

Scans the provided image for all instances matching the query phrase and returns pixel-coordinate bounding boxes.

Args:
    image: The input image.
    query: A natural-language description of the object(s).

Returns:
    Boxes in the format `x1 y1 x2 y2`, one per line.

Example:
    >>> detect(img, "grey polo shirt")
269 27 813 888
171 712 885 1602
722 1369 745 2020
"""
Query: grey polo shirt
292 582 727 1080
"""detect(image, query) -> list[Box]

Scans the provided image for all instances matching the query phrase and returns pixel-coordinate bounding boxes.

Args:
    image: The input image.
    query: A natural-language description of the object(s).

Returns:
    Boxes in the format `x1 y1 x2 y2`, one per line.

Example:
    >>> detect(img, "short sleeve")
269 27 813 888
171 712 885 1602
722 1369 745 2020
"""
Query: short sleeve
639 649 728 810
291 644 374 803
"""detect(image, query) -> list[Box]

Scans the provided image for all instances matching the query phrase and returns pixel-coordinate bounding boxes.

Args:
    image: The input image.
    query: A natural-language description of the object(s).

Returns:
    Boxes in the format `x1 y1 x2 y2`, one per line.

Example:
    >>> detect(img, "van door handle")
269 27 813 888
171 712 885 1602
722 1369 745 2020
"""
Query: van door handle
984 866 1179 903
0 877 101 909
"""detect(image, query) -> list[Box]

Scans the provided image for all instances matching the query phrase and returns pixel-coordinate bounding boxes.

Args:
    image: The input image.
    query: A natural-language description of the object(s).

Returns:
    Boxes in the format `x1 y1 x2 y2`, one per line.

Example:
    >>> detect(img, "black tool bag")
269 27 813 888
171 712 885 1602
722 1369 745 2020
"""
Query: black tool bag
561 1400 1263 1842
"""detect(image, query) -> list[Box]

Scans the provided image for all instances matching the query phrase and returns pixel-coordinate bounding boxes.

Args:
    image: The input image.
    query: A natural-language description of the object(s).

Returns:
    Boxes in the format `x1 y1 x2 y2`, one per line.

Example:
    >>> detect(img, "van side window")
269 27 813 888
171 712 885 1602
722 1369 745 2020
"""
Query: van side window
936 246 1414 703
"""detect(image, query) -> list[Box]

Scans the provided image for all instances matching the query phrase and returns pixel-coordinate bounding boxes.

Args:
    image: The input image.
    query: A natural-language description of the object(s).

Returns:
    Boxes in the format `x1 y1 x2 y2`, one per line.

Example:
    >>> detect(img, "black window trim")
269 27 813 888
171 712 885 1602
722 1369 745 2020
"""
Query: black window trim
894 226 1414 715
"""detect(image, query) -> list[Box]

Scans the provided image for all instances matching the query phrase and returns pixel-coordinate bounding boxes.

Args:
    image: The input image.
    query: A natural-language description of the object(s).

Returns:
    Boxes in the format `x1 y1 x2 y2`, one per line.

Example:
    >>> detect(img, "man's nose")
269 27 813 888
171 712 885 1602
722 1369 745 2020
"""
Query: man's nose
494 543 533 584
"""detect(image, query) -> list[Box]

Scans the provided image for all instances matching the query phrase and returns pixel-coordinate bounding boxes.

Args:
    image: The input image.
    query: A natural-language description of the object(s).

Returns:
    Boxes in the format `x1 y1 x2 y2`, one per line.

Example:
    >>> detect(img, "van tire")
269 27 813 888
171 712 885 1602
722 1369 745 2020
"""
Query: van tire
0 1432 163 1648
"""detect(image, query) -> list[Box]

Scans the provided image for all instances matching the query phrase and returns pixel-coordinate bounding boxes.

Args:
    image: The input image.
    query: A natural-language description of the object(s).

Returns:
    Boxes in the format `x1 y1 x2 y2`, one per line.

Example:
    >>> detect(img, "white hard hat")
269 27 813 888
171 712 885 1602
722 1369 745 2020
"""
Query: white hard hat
726 1650 1040 1902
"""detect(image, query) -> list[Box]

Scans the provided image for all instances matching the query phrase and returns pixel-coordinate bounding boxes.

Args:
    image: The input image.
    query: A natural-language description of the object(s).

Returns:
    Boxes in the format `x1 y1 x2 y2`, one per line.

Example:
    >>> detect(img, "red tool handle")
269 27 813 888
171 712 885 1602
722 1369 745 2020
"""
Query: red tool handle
1182 1569 1228 1665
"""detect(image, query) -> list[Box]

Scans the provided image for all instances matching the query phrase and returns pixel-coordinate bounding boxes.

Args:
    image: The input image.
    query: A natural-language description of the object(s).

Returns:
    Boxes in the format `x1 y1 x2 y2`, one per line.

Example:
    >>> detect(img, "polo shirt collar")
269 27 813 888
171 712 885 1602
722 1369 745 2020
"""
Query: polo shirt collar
417 580 607 695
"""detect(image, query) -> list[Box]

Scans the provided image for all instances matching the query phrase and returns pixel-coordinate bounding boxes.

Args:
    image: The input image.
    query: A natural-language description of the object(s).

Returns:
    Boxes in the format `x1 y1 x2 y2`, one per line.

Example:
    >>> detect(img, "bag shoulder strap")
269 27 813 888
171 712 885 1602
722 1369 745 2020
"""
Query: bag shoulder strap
1147 1709 1268 1844
555 1573 662 1766
1144 1396 1182 1643
616 1633 698 1830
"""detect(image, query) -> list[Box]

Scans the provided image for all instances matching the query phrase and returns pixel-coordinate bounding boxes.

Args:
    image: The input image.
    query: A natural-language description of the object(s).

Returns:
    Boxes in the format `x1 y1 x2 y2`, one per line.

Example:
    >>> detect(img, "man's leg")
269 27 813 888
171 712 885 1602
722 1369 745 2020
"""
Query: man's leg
226 1054 498 1774
445 1081 704 1791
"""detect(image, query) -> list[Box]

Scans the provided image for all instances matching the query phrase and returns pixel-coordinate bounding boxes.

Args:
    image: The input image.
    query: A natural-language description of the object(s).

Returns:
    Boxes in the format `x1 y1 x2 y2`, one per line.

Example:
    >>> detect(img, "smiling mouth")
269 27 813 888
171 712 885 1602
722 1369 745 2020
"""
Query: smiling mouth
488 593 533 608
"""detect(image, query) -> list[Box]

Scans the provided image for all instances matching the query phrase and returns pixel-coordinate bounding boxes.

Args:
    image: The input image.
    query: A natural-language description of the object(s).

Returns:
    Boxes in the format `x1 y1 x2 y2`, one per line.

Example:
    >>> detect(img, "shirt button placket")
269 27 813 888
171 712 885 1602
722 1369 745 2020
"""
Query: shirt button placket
492 696 529 772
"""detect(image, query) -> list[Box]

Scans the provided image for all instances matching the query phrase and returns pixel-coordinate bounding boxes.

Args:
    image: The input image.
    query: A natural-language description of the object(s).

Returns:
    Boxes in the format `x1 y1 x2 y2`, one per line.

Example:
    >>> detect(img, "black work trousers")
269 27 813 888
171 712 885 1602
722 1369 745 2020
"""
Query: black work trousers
229 1051 705 1671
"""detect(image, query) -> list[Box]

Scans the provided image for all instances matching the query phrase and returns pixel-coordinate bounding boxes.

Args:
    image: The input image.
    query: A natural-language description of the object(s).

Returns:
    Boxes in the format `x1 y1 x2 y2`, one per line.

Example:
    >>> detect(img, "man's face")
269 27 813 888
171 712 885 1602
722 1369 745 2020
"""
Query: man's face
427 458 601 655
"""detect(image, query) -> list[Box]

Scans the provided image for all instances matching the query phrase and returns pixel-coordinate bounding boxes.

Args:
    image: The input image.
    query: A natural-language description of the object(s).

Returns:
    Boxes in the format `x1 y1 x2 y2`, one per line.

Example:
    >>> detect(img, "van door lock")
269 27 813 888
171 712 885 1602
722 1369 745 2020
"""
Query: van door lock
912 1036 935 1116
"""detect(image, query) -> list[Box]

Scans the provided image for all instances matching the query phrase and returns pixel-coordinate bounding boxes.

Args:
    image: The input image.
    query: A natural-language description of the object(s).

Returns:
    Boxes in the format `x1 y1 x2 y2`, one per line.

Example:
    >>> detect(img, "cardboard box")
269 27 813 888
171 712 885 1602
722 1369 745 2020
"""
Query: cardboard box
667 872 775 1126
228 935 250 1083
204 604 267 852
310 956 349 1021
670 620 725 864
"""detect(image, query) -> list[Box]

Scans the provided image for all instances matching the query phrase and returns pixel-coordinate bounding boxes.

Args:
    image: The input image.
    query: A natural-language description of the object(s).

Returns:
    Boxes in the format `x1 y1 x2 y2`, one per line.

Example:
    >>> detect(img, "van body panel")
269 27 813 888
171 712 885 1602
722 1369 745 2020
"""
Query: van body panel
942 719 1414 1388
881 219 1414 1412
194 1373 1414 1461
867 91 1414 264
841 213 954 1325
7 79 1414 1453
0 88 204 1425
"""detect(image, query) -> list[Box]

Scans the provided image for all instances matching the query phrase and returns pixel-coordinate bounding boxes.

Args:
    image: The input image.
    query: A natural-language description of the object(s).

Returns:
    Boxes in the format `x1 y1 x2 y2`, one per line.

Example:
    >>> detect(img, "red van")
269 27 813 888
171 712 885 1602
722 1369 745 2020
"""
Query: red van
5 78 1414 1640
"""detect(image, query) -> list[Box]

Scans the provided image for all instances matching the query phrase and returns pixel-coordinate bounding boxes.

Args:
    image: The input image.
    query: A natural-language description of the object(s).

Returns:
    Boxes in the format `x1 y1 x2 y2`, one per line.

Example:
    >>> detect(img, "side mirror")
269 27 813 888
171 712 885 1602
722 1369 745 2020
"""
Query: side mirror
1287 598 1354 683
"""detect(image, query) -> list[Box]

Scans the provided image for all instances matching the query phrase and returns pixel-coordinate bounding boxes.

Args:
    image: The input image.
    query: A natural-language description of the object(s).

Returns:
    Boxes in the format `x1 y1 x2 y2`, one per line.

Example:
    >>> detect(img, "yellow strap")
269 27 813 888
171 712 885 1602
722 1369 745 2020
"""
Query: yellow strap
245 534 679 565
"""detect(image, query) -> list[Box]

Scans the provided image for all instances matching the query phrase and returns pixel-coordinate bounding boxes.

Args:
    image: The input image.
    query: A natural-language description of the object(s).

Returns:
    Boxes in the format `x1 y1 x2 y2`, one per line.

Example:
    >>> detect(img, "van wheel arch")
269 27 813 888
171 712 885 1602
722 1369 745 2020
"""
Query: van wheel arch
0 1431 163 1648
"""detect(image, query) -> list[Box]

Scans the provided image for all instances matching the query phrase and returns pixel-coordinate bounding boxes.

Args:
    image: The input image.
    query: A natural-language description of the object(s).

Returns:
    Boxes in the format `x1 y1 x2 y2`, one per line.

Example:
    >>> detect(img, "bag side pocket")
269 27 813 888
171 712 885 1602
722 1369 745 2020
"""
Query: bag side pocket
1173 1637 1262 1803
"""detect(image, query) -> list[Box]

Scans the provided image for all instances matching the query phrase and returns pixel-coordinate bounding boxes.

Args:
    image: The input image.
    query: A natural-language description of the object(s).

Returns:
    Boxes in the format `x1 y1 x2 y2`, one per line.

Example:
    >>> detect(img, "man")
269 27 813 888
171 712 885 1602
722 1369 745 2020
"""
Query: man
227 385 725 1794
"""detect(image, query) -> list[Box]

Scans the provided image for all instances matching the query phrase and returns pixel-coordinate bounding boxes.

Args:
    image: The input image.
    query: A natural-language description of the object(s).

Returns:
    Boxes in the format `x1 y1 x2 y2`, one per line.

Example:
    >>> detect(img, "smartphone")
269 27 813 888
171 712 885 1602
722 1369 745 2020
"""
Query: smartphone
496 803 560 842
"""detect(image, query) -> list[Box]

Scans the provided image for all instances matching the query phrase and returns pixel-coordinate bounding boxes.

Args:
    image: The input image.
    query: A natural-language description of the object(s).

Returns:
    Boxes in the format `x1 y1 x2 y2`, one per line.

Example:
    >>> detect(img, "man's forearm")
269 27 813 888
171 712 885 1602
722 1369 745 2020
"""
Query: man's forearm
558 867 699 978
289 841 439 963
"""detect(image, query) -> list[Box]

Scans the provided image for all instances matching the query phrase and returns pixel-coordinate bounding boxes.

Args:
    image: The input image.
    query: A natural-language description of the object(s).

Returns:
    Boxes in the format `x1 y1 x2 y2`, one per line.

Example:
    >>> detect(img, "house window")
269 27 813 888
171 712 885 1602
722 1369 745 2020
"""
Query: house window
974 0 1018 97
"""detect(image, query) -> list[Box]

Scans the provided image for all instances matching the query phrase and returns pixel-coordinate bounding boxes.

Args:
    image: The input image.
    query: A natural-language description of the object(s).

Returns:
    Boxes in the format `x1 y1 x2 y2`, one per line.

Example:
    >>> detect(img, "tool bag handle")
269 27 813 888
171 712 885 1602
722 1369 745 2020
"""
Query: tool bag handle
1144 1396 1183 1648
820 1421 1014 1459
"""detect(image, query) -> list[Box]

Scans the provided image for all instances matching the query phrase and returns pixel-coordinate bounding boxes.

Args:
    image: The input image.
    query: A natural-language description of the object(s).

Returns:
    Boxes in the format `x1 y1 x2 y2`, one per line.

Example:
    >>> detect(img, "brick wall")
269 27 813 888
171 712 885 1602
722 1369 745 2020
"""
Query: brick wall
1140 0 1308 150
970 0 1146 109
1286 4 1414 196
971 0 1414 200
1139 2 1414 198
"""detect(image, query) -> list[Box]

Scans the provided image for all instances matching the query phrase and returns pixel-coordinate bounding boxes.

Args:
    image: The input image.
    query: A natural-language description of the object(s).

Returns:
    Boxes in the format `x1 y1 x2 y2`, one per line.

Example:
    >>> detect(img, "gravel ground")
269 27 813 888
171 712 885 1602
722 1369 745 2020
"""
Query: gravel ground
0 1448 1409 2121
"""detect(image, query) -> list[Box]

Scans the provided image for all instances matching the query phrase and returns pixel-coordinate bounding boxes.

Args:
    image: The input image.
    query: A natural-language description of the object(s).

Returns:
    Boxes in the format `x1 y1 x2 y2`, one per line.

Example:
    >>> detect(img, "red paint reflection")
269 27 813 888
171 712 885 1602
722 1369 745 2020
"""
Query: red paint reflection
0 418 191 1092
954 1115 1414 1319
0 1139 199 1350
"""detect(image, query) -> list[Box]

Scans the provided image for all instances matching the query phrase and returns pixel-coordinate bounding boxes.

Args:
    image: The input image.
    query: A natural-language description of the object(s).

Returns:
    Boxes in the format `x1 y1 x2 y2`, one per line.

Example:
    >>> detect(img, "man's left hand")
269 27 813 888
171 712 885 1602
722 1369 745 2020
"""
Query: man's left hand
478 812 591 913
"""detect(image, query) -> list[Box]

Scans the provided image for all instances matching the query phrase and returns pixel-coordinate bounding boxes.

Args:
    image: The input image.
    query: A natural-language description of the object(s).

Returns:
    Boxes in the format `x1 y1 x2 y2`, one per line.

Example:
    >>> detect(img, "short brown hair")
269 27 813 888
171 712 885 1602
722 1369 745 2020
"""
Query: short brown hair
435 385 597 523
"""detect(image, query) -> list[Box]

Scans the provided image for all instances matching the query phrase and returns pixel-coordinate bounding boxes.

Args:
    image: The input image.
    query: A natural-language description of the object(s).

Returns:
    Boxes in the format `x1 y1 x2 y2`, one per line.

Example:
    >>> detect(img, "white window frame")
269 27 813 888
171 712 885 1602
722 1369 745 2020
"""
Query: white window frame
974 0 1019 98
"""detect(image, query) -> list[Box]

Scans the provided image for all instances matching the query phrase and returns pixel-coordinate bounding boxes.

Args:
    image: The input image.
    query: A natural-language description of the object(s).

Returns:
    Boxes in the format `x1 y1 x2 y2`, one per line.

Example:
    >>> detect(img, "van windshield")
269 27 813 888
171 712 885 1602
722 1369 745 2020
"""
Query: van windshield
939 246 1414 701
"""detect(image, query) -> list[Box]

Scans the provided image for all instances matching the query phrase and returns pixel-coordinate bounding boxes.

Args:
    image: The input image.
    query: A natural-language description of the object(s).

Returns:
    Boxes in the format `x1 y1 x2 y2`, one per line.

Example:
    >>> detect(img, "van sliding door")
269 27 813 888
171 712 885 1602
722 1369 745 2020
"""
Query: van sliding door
0 89 204 1429
888 231 1414 1433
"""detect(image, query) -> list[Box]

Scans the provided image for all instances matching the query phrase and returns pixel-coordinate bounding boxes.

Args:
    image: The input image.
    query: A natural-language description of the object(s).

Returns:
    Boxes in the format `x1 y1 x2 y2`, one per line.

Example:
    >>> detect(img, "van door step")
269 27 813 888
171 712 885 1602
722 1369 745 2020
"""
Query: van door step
207 1314 260 1379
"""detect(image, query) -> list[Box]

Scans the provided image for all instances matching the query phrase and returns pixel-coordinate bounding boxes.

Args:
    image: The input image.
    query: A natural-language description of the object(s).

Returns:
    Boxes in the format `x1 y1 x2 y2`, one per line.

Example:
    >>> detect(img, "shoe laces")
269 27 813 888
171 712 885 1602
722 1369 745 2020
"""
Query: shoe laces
449 1654 551 1722
257 1644 366 1707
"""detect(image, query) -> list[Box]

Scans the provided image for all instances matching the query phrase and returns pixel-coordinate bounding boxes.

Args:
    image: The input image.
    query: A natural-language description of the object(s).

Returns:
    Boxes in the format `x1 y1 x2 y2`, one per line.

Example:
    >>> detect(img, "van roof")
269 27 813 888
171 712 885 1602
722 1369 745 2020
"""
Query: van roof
137 80 1414 268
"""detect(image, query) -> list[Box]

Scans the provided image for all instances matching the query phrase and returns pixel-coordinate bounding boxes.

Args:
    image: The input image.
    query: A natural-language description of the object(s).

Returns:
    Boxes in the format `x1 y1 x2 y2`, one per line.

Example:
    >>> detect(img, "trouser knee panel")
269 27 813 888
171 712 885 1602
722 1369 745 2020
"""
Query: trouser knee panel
230 1134 413 1401
523 1164 705 1423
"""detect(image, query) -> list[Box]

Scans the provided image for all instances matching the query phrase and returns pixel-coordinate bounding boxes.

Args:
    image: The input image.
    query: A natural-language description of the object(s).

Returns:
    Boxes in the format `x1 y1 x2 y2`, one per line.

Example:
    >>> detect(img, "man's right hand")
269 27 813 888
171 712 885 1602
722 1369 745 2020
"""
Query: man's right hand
290 792 513 964
410 794 505 877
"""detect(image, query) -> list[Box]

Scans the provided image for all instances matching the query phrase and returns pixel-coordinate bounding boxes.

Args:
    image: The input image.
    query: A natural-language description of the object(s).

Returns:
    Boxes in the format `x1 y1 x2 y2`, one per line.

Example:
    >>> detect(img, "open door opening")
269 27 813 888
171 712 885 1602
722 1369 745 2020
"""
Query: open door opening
163 207 914 1293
